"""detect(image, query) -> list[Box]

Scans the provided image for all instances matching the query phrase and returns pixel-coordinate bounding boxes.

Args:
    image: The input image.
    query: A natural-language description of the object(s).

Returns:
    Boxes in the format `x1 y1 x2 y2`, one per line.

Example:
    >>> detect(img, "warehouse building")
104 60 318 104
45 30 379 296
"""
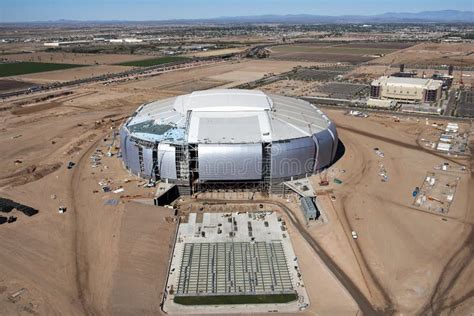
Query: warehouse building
370 76 443 105
120 89 339 194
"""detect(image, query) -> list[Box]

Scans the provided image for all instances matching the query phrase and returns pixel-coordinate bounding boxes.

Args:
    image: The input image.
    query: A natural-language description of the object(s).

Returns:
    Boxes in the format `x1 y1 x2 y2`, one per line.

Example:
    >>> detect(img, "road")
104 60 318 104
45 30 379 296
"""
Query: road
444 90 457 116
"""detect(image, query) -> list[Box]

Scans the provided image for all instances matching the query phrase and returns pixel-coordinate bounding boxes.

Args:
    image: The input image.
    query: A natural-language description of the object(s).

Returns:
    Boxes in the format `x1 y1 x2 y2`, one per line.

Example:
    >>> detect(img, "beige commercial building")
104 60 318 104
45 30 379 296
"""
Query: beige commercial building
370 76 443 104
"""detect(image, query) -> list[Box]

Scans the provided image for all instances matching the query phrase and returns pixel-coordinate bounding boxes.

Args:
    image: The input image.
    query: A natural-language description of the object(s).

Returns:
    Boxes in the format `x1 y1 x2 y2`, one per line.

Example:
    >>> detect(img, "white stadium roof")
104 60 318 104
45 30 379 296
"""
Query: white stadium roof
174 89 273 113
126 89 331 144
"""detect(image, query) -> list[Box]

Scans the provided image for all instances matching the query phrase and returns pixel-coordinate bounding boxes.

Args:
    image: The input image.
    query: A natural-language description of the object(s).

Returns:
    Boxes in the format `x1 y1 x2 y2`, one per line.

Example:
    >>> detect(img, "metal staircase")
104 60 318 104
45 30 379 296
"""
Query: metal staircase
262 143 272 192
138 146 145 174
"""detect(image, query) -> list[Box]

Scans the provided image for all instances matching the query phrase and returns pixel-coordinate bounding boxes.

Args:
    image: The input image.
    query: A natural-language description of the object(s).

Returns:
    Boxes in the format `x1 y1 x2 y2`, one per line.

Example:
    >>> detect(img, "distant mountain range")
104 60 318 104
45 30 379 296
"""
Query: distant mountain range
3 10 474 25
190 10 474 24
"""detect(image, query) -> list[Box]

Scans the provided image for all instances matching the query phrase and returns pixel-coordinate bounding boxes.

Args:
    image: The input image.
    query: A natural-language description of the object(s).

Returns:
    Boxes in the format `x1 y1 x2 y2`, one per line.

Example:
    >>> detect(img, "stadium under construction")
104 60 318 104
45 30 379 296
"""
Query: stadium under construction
120 89 339 194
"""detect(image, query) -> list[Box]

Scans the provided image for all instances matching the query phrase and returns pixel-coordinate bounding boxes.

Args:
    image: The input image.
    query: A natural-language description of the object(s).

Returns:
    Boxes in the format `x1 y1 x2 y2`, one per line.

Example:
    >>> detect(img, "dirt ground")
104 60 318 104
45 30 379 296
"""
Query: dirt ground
309 111 473 314
0 57 472 315
108 202 176 315
1 52 153 65
9 65 132 83
184 47 249 58
0 79 38 92
208 59 326 87
260 79 333 97
269 43 403 64
368 42 474 67
119 59 323 93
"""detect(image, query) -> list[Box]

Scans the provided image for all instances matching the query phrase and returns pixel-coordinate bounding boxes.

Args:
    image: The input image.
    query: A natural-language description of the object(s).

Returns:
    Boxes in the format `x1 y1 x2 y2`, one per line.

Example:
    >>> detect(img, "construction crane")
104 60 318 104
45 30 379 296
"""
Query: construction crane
383 58 396 76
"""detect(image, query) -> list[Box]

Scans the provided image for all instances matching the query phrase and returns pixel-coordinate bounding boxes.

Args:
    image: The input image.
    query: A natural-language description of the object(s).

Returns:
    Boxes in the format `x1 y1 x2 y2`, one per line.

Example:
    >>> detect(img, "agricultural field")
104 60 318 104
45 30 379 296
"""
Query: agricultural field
273 45 396 55
339 42 415 49
368 42 474 67
0 79 38 92
1 52 153 65
270 42 407 64
12 65 133 84
117 56 190 67
0 62 82 77
184 47 249 57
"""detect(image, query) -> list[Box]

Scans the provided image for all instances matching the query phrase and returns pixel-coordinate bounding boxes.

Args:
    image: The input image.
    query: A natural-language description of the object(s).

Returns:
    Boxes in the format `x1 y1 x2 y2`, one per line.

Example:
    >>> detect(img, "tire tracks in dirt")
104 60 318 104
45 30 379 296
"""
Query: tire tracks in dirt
333 130 395 311
417 227 473 315
417 174 474 316
337 124 468 168
338 195 395 312
339 122 473 315
68 132 108 316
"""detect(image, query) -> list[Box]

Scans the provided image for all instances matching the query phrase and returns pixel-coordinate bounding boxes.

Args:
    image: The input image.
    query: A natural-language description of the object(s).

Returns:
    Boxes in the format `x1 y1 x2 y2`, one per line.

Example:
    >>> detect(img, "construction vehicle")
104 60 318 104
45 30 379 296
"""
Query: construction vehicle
412 187 420 197
446 180 458 188
428 195 444 204
319 169 329 186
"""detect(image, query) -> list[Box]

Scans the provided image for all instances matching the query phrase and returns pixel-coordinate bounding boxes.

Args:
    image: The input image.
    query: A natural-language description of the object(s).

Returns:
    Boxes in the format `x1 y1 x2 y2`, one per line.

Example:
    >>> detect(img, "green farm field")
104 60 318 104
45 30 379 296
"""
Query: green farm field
0 62 82 77
117 56 190 67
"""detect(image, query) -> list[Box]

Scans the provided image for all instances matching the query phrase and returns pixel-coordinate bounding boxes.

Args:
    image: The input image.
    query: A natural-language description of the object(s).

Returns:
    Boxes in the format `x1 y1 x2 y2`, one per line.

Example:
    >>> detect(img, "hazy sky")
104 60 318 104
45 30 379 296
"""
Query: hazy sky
1 0 472 22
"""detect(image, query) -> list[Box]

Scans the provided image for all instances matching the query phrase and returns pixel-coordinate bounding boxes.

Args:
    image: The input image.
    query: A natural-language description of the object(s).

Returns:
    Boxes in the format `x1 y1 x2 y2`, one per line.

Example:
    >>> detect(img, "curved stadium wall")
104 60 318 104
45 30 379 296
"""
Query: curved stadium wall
119 89 338 191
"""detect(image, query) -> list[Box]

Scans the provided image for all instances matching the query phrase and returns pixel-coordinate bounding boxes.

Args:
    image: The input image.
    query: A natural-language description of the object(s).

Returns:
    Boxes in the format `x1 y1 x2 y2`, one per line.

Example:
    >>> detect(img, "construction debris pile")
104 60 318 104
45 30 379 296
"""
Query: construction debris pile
413 172 460 213
373 147 388 182
90 148 104 168
434 162 467 173
378 163 388 182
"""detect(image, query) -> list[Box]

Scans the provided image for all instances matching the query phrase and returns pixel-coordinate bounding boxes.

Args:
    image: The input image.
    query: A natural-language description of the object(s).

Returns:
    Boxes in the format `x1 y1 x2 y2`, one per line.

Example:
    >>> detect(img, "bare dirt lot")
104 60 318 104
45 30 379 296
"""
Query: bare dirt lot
10 65 132 83
310 111 473 314
120 59 323 92
269 43 404 64
369 42 474 67
0 79 38 92
1 52 153 65
339 42 415 50
184 47 249 58
0 57 472 316
108 202 176 315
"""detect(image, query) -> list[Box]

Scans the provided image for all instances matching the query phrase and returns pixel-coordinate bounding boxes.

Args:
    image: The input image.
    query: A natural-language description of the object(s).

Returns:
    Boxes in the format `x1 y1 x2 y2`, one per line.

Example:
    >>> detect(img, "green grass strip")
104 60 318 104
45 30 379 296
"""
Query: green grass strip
174 293 298 305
